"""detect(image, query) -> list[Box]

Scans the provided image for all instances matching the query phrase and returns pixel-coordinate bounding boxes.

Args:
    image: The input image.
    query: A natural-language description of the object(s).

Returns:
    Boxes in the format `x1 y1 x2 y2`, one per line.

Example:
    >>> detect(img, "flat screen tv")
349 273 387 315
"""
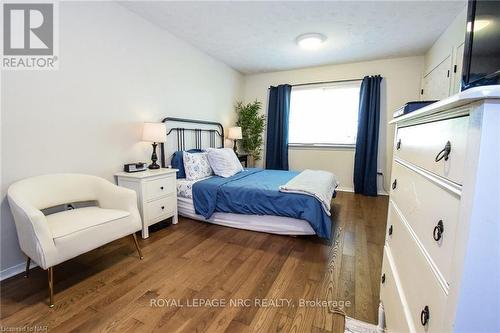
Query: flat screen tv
462 0 500 90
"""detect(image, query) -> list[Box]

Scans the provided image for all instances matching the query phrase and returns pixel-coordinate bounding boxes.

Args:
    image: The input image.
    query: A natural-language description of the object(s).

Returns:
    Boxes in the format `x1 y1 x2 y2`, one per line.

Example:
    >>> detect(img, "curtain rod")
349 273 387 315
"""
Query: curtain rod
291 78 363 87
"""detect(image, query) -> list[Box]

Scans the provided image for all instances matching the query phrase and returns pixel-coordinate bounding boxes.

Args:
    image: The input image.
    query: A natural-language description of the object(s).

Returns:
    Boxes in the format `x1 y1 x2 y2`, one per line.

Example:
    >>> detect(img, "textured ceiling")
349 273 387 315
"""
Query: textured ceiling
120 1 466 74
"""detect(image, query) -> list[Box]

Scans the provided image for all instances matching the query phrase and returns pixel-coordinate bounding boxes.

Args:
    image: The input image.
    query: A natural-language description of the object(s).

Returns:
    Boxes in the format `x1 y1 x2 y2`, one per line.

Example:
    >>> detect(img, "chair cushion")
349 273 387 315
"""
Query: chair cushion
46 207 130 239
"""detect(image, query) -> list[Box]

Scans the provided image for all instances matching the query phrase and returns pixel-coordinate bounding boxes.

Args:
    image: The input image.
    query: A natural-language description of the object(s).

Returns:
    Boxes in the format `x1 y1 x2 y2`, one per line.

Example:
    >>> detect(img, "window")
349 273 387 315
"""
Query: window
289 80 361 147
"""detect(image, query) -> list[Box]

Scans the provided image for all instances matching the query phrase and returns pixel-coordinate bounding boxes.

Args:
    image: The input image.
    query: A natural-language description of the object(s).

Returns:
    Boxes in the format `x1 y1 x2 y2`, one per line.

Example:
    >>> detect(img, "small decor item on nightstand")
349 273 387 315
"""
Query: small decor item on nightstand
142 122 166 169
124 162 147 173
228 126 242 153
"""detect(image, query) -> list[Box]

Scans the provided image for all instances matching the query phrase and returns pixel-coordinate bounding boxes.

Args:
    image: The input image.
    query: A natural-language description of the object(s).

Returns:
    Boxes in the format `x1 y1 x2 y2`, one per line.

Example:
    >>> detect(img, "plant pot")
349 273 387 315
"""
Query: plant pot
247 155 255 167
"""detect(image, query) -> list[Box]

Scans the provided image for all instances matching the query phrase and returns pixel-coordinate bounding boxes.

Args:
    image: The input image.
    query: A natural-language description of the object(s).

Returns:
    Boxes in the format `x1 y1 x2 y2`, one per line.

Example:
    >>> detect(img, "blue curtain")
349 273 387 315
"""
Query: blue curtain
354 75 382 196
265 84 292 170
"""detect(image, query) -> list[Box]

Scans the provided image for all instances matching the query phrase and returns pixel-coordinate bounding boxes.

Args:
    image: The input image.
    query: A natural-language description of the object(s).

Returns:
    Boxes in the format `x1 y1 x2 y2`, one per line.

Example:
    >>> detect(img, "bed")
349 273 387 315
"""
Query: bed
160 117 335 239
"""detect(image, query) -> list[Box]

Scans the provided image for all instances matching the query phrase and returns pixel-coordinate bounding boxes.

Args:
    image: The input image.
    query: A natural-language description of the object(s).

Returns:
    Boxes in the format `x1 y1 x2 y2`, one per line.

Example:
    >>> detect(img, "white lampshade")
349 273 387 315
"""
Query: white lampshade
142 122 166 143
228 127 242 140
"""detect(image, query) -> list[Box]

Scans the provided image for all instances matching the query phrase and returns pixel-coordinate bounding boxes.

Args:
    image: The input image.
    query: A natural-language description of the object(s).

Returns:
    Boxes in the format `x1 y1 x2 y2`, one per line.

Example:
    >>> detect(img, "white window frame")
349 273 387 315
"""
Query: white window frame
288 80 362 149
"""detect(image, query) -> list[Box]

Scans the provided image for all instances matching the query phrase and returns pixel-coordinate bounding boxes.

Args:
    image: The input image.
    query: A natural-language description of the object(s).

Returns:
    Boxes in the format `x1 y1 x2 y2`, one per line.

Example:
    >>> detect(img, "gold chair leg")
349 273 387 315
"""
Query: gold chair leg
48 267 54 308
132 233 144 260
24 256 31 278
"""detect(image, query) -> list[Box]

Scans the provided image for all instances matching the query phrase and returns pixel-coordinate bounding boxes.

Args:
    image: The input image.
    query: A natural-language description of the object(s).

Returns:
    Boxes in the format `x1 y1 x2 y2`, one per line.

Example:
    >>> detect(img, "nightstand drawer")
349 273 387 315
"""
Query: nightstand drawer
115 168 178 239
145 195 176 224
144 175 175 201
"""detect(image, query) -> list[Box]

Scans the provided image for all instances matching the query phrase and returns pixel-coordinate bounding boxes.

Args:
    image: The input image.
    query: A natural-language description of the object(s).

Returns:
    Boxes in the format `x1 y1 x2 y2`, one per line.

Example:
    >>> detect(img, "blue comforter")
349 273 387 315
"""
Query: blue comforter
192 168 332 239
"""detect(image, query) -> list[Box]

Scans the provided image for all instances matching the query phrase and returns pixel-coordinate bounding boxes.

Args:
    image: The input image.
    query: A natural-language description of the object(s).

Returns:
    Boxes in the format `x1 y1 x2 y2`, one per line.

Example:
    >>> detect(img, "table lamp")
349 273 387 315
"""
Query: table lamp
142 122 166 169
228 127 242 154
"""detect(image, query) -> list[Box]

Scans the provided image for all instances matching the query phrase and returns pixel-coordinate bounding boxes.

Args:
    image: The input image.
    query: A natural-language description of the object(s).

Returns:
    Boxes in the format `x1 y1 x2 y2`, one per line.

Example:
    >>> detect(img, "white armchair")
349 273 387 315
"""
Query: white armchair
7 173 143 307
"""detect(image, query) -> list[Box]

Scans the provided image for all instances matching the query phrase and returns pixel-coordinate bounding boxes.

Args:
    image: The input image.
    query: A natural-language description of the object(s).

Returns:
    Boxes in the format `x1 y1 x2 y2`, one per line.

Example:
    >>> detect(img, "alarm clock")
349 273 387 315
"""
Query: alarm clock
123 162 148 173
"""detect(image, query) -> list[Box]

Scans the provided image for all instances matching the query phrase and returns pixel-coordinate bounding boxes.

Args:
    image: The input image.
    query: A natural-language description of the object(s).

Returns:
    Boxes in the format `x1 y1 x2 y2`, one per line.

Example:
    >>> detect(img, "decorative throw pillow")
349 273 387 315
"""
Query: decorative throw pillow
183 152 213 181
206 148 243 178
171 149 204 179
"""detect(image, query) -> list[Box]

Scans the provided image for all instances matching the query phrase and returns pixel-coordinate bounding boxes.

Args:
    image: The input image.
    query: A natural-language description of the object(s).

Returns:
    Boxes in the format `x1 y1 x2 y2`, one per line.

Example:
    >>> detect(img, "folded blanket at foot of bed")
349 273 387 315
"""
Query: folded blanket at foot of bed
279 169 339 216
192 168 335 239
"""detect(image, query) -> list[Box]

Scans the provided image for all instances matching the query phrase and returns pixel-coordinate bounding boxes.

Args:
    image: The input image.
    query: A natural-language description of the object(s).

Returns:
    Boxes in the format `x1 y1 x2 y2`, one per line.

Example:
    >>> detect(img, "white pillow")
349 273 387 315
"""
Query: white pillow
183 152 213 181
206 148 243 178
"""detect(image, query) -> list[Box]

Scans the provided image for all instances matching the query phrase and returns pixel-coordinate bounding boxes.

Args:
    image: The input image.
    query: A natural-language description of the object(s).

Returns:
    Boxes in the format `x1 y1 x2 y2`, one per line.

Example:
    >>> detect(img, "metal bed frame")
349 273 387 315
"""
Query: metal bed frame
159 117 224 167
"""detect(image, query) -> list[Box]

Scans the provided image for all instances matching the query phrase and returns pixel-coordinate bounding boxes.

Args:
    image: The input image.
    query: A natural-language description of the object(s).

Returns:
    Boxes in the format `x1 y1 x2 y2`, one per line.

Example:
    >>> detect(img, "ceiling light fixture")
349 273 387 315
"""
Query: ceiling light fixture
467 19 490 32
296 33 327 50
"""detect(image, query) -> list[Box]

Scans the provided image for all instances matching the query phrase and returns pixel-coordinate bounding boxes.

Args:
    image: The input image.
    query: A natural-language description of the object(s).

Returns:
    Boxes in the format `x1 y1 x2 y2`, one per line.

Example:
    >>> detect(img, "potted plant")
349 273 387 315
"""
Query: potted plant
235 100 265 167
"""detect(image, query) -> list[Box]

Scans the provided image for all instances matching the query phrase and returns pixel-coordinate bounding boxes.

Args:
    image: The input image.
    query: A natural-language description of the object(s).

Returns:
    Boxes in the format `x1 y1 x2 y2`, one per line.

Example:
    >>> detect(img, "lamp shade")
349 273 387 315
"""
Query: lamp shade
228 127 242 140
142 122 166 143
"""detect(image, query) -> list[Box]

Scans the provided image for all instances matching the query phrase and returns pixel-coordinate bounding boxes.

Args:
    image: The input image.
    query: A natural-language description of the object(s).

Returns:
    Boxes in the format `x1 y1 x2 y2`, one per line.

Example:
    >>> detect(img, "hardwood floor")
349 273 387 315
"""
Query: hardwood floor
0 192 388 333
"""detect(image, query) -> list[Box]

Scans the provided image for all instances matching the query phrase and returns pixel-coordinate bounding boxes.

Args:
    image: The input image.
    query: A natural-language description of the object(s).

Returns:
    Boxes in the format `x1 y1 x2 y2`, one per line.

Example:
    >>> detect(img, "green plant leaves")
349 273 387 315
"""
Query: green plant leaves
235 100 265 161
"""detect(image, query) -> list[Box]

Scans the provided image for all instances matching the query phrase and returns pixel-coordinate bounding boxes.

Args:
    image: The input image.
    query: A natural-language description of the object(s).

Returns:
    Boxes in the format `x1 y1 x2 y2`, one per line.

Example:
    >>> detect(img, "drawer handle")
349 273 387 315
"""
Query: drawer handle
160 186 164 190
161 206 165 210
381 273 386 284
420 305 430 326
435 141 451 162
396 139 401 150
392 179 397 190
433 220 444 241
388 225 393 236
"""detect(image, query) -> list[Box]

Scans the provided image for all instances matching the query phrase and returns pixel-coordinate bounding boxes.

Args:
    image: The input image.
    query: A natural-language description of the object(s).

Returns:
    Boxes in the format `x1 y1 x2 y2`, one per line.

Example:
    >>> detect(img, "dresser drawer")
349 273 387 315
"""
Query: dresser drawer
144 175 175 201
395 116 469 184
380 246 414 333
386 202 447 333
144 194 176 224
389 162 460 284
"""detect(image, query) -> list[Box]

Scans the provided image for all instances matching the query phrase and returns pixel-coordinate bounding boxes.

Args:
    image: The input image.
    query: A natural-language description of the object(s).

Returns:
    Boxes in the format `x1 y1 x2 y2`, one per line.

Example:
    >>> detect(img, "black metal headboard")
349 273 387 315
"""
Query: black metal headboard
160 117 225 167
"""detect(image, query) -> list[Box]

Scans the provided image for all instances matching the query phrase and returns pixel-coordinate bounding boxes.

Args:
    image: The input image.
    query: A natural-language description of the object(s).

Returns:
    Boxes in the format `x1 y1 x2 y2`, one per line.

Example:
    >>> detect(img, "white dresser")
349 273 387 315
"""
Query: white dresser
115 168 178 239
380 86 500 333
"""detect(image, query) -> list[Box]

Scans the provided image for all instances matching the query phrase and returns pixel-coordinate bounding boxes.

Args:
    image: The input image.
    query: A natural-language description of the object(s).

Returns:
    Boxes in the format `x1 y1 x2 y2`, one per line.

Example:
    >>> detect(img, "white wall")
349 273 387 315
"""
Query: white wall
243 56 424 193
0 2 243 276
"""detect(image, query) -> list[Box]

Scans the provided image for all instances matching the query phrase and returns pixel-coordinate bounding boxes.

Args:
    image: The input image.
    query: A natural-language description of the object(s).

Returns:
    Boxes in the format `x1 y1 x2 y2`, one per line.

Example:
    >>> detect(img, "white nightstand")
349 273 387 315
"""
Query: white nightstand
115 168 178 239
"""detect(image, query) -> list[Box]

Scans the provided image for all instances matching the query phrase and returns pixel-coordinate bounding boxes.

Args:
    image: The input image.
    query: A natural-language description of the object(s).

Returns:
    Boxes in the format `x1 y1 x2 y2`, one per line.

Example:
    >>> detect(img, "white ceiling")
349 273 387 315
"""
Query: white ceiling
120 1 466 74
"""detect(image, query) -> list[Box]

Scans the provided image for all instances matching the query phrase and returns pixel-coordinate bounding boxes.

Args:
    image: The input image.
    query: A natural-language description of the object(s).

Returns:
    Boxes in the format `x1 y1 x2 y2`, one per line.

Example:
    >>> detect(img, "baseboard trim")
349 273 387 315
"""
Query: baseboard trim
336 187 354 193
1 261 37 281
336 187 388 196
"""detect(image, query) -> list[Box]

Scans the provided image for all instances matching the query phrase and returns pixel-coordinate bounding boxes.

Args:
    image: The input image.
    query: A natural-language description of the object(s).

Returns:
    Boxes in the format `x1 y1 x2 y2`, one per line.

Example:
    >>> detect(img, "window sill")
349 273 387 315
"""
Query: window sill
288 143 356 150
